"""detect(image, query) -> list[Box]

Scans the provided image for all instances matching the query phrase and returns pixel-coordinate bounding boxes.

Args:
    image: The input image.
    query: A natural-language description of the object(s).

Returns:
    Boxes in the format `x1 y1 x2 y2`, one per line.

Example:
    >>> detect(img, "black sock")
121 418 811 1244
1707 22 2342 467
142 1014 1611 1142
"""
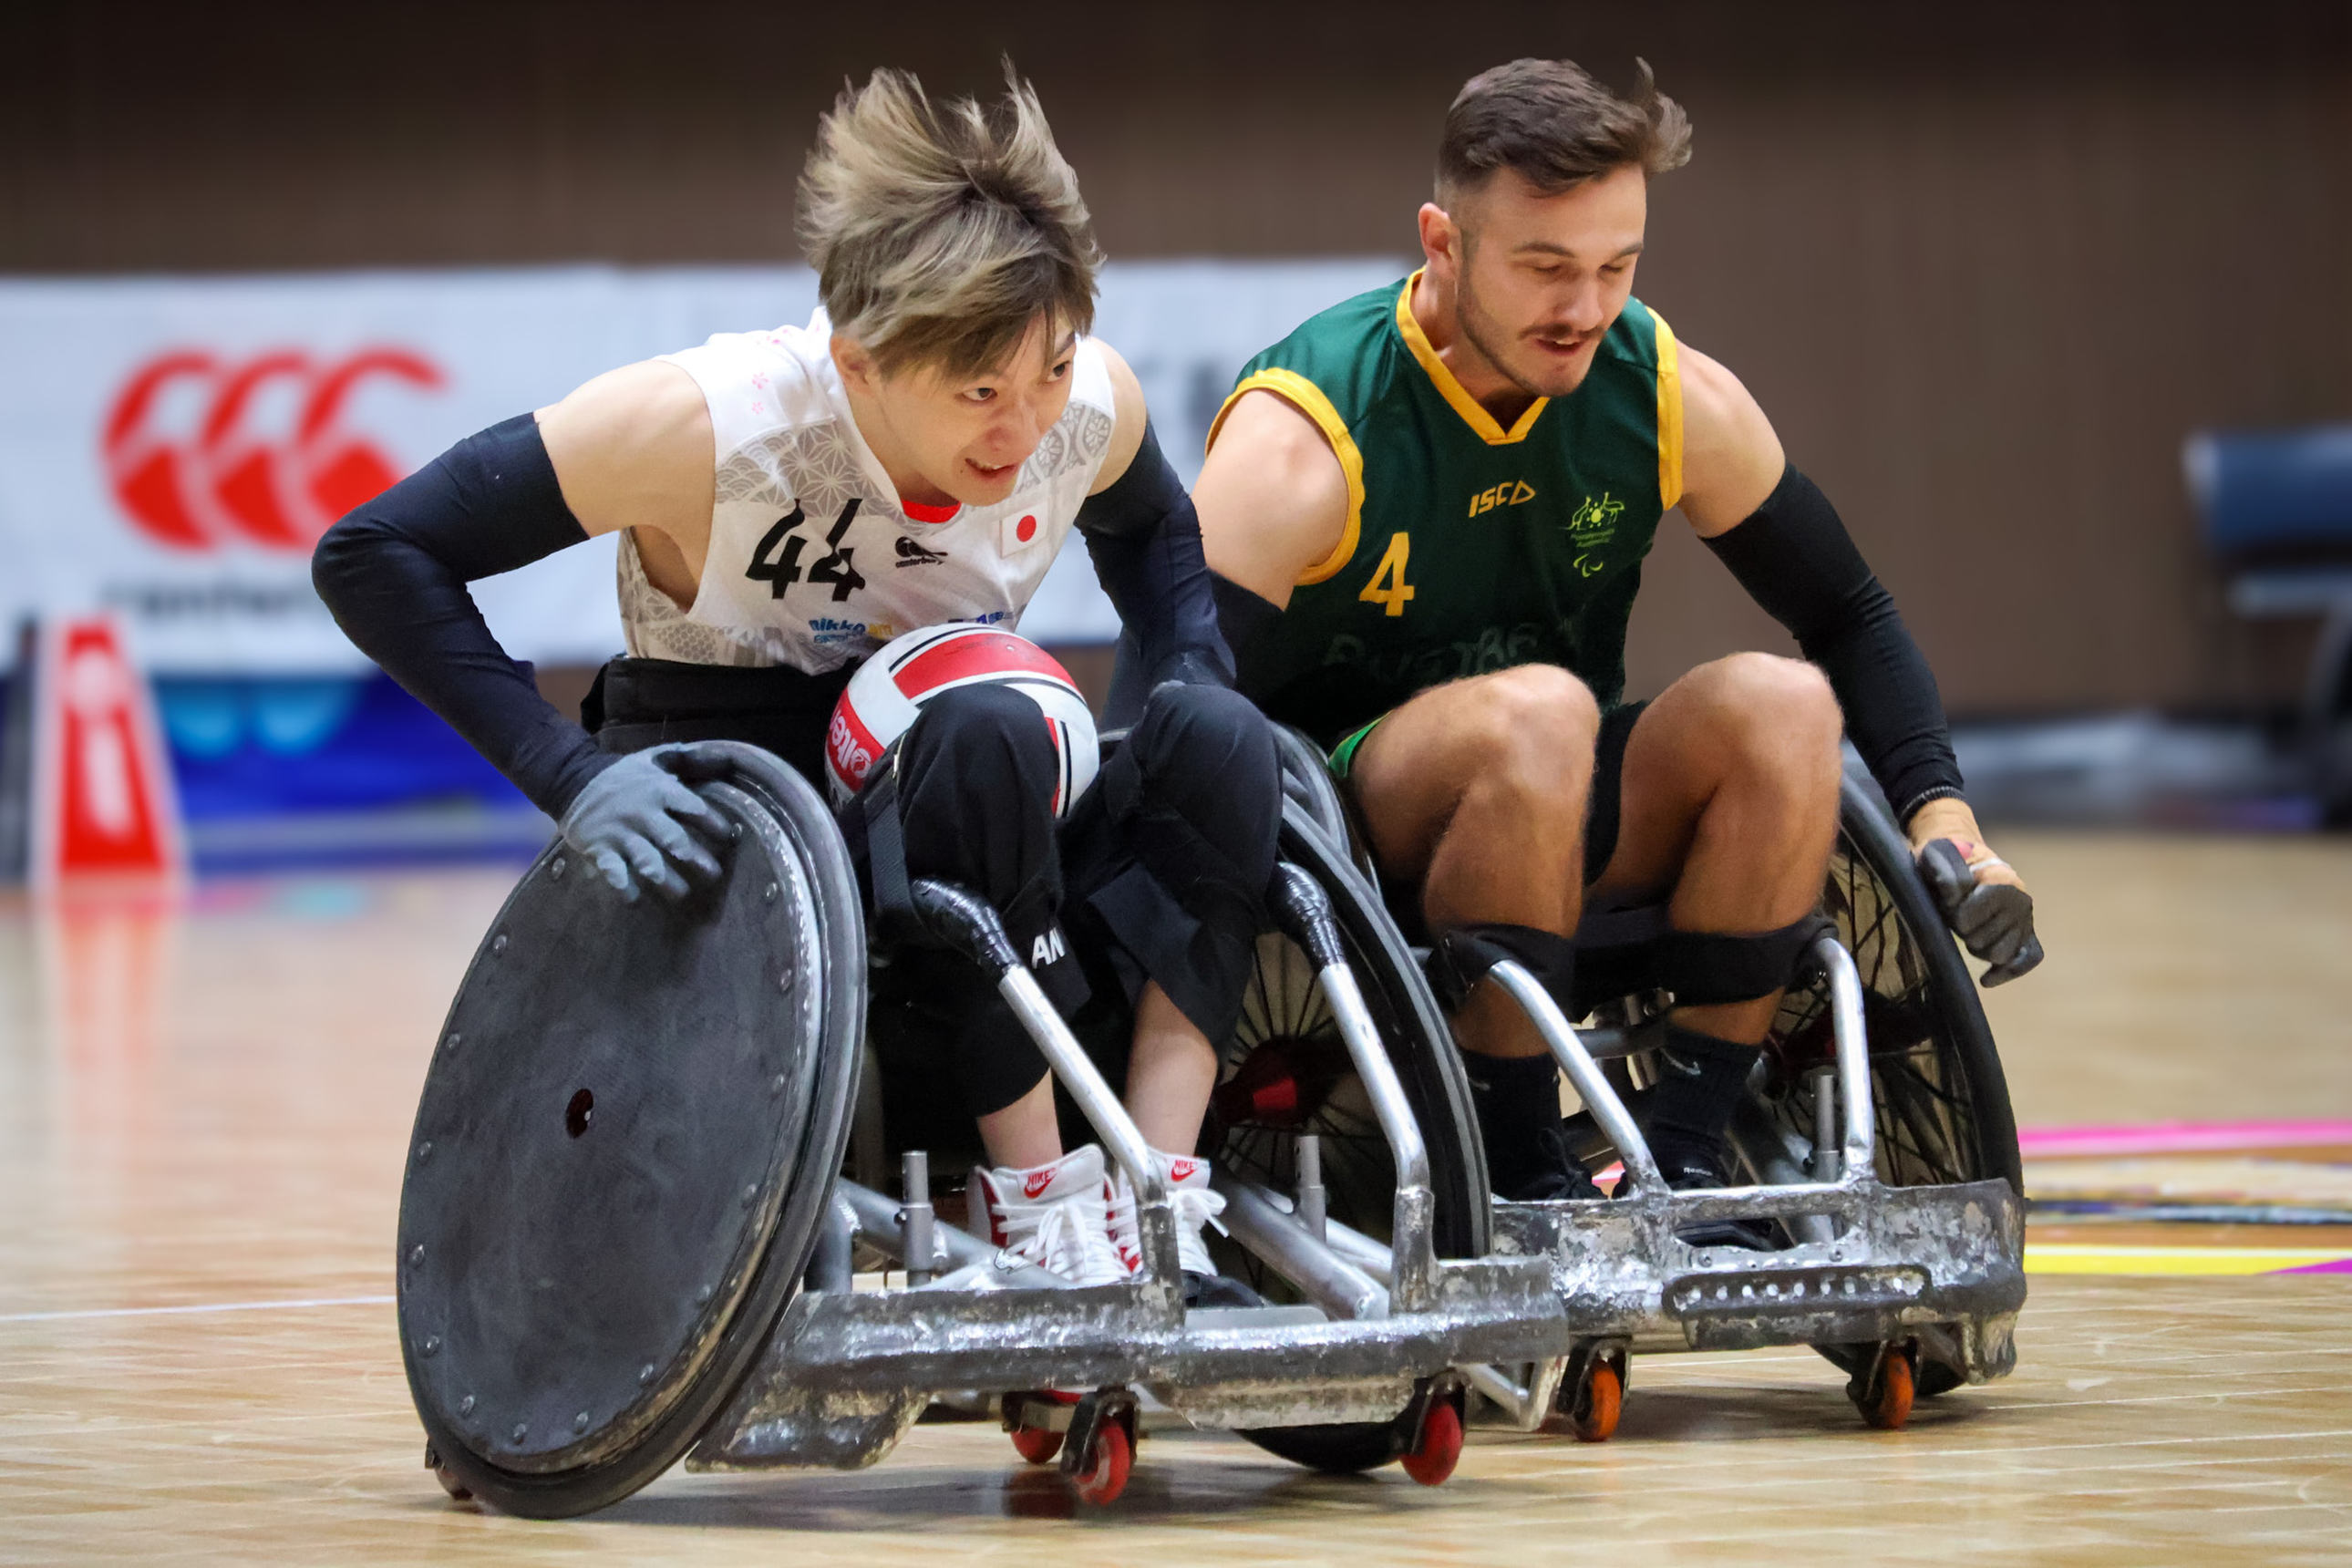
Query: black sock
1642 1024 1764 1183
1461 1051 1565 1196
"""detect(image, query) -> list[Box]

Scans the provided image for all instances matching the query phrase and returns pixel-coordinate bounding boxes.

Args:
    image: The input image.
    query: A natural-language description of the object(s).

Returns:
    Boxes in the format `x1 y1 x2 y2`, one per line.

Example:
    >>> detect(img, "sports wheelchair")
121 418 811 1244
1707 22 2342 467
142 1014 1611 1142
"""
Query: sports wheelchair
1251 725 2026 1442
395 739 1571 1518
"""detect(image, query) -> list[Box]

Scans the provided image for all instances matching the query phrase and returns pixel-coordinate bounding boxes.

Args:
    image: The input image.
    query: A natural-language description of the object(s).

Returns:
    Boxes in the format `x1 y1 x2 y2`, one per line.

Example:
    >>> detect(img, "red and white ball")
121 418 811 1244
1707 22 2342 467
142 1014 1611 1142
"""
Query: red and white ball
825 624 1099 816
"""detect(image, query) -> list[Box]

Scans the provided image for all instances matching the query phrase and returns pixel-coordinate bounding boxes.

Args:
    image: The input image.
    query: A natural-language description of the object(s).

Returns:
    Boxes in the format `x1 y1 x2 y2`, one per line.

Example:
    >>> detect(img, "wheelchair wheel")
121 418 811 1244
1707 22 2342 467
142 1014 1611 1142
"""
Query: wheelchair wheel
397 744 866 1518
1210 776 1490 1474
1751 770 2022 1191
1745 769 2023 1397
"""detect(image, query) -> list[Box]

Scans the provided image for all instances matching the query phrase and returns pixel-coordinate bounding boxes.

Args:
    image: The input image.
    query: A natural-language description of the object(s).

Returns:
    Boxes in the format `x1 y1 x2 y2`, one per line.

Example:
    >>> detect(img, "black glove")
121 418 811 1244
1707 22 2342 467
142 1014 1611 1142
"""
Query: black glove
557 744 735 902
1917 838 2044 986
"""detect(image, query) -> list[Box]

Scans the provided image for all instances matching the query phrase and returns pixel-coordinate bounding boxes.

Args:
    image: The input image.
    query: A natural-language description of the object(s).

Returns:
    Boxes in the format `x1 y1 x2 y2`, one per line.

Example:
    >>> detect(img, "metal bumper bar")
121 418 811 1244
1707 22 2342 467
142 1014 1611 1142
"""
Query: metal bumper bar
690 1183 1566 1470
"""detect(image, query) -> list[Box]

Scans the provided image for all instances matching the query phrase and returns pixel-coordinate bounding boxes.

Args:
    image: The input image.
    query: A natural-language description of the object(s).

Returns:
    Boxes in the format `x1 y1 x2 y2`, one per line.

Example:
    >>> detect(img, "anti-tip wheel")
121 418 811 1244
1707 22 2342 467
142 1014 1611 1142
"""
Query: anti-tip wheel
1069 1420 1132 1505
424 1444 474 1503
1399 1398 1464 1487
1568 1359 1624 1444
1853 1344 1916 1430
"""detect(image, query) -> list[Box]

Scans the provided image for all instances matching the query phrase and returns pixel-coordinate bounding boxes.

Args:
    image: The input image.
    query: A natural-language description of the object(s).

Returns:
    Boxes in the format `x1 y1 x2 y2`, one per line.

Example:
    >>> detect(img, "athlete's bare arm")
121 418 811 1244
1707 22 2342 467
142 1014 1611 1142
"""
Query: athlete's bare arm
535 360 717 607
1088 341 1150 496
1674 341 2025 890
1193 389 1350 606
1671 346 1785 536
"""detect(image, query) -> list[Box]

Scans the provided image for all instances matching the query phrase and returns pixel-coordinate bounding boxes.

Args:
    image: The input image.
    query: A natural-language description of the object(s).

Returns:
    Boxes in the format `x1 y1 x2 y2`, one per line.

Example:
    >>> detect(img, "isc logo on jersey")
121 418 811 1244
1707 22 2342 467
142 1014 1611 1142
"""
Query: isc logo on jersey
1468 480 1537 517
825 624 1100 816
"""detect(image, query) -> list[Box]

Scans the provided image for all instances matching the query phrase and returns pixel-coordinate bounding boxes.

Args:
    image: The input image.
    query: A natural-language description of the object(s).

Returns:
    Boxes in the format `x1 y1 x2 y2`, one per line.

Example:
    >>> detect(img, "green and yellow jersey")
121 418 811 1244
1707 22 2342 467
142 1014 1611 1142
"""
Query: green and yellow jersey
1211 270 1683 751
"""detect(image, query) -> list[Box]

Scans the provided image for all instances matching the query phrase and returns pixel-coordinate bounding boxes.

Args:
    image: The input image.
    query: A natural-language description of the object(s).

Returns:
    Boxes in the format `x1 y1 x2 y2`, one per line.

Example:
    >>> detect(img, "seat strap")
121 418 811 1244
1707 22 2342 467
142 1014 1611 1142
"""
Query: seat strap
858 755 916 941
1424 923 1579 1014
1652 913 1836 1006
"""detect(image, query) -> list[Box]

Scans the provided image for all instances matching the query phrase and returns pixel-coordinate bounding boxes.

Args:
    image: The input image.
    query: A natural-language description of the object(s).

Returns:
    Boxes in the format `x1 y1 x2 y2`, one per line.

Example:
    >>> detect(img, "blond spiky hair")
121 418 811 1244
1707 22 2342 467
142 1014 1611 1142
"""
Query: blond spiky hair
799 66 1100 377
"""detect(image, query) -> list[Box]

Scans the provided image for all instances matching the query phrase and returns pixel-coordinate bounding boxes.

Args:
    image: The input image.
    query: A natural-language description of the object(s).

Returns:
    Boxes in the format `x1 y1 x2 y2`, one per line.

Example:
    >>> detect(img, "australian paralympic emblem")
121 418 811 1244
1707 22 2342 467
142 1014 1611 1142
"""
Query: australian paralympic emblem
1567 491 1625 578
102 348 445 552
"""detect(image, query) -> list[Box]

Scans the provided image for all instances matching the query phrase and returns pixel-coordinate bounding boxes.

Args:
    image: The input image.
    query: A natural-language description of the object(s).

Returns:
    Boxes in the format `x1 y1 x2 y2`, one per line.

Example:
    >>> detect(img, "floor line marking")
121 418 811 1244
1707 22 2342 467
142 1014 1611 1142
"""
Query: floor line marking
2025 1243 2352 1276
2019 1119 2352 1157
1498 1425 2352 1481
1982 1383 2352 1412
0 1295 395 1324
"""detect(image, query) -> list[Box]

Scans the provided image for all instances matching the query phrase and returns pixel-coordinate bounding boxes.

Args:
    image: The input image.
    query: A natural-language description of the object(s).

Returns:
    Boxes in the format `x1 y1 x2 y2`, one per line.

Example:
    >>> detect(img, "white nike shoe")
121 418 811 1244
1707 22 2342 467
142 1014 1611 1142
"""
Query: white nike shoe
967 1145 1129 1287
1107 1149 1229 1279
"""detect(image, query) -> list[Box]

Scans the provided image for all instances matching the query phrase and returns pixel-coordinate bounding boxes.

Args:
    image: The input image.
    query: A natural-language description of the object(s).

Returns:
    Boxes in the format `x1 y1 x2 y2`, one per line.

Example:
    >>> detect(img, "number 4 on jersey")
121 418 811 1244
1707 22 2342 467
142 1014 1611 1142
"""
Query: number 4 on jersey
746 505 808 598
805 499 868 602
1359 531 1416 618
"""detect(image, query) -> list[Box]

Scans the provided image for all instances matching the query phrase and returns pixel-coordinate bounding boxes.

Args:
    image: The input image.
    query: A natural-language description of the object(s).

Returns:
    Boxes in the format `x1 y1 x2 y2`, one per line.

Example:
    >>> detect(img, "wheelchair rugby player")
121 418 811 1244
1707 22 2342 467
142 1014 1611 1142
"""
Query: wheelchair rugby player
1195 57 2038 1421
315 68 1285 1305
317 67 1585 1517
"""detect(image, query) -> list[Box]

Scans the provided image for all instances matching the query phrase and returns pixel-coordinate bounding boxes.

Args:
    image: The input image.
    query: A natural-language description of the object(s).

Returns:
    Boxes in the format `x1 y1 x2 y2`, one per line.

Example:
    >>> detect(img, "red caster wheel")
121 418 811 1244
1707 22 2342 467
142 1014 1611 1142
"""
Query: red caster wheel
1070 1418 1132 1505
1568 1358 1623 1444
1009 1425 1065 1466
1399 1396 1463 1487
423 1444 474 1503
1853 1344 1916 1431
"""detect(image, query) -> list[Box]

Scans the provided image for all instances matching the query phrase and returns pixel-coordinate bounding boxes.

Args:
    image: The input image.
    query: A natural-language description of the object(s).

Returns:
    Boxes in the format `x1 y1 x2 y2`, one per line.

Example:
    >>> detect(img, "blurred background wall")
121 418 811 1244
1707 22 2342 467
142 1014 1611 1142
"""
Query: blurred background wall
9 0 2350 718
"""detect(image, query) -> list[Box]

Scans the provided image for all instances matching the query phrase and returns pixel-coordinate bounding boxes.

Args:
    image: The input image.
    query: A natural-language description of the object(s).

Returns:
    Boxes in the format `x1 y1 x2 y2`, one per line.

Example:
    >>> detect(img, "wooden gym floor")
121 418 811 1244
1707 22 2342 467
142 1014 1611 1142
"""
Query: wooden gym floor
2 830 2348 1564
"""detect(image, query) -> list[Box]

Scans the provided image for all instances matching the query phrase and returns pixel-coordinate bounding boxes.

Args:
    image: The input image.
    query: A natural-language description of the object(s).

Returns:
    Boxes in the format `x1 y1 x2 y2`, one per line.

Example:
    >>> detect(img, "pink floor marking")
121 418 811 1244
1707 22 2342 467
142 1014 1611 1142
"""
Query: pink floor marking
2018 1121 2352 1158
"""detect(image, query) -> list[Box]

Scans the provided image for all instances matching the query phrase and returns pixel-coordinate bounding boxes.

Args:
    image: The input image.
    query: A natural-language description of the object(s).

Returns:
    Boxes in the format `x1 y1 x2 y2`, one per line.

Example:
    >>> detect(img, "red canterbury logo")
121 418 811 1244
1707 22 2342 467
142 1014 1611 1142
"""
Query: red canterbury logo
102 347 446 552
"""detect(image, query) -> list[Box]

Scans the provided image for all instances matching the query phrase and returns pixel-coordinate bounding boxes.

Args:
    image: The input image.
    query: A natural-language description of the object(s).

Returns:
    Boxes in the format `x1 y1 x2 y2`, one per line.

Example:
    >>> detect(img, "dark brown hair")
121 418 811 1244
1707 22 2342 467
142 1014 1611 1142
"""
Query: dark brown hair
799 66 1100 377
1436 57 1691 207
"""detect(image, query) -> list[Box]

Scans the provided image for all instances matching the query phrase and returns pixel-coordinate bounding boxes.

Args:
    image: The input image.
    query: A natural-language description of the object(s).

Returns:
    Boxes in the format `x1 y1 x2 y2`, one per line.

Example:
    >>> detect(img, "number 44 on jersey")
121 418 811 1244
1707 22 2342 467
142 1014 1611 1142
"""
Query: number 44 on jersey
747 499 870 603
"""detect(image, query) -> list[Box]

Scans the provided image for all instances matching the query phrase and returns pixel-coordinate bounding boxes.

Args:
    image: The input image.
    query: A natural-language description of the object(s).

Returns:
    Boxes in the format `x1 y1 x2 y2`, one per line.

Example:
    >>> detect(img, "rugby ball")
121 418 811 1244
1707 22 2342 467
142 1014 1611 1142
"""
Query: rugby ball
825 624 1099 816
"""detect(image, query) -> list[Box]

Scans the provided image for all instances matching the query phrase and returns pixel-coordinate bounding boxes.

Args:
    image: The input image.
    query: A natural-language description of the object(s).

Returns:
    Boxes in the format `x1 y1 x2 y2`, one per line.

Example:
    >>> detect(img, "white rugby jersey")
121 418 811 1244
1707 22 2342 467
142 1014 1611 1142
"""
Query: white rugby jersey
619 309 1119 671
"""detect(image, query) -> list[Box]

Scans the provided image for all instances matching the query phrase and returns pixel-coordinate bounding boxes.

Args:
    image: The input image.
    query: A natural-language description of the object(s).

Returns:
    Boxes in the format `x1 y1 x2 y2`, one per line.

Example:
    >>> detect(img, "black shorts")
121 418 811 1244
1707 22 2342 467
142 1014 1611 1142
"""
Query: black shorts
1334 698 1646 945
582 655 850 784
584 655 1279 1150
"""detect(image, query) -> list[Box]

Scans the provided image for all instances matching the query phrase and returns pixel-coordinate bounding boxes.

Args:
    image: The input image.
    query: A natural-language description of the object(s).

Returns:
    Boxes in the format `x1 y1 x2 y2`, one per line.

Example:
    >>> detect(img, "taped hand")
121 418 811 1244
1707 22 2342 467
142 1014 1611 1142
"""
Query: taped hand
1916 837 2044 986
557 743 736 902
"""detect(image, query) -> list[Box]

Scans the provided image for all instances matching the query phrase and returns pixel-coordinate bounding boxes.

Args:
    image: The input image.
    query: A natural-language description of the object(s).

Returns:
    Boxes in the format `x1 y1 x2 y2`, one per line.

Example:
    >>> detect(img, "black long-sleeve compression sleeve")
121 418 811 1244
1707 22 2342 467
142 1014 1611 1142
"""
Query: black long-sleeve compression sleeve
1702 464 1965 823
311 413 613 818
1076 418 1237 691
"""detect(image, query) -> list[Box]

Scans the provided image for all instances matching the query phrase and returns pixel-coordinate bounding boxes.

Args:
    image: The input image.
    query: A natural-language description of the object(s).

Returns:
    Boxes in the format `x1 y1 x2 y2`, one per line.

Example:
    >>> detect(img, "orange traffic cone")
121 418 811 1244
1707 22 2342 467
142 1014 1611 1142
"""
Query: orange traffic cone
10 614 188 896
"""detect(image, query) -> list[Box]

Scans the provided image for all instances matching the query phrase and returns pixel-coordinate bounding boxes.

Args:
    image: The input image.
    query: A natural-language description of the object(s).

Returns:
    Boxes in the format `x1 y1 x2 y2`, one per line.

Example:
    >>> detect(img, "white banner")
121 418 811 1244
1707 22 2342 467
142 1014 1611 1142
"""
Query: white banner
0 259 1401 673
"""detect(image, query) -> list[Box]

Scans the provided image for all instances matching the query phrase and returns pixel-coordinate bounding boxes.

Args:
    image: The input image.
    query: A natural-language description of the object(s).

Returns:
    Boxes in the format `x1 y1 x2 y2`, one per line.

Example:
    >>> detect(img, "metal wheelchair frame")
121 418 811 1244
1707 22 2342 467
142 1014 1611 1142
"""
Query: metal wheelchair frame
679 828 1573 1497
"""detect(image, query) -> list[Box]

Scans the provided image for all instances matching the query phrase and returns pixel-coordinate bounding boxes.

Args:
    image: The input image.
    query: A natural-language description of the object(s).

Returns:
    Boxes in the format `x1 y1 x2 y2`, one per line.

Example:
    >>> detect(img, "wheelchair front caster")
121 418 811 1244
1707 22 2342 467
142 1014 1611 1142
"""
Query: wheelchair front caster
1563 1354 1625 1444
1851 1342 1916 1430
1399 1395 1464 1486
423 1443 473 1503
1003 1388 1074 1465
1010 1426 1063 1465
1054 1387 1137 1506
1068 1419 1132 1504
